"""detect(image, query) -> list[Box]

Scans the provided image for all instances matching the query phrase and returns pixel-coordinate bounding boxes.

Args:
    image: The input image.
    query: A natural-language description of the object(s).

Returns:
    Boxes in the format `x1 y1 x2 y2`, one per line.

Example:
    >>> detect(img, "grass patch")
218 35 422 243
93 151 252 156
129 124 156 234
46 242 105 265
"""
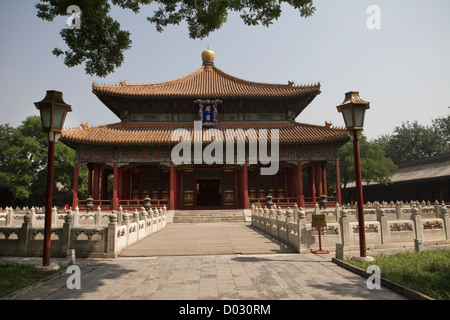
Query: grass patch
345 249 450 300
0 262 65 298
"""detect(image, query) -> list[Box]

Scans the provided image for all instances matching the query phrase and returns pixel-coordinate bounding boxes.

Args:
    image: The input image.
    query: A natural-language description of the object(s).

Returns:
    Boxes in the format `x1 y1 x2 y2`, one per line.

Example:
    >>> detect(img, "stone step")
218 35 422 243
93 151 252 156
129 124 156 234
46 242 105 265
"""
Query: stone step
173 210 245 223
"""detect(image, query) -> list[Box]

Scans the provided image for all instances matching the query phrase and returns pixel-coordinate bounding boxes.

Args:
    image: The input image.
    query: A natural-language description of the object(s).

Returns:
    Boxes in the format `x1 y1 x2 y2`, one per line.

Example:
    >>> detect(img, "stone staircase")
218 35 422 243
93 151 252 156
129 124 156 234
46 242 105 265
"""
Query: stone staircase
172 209 246 223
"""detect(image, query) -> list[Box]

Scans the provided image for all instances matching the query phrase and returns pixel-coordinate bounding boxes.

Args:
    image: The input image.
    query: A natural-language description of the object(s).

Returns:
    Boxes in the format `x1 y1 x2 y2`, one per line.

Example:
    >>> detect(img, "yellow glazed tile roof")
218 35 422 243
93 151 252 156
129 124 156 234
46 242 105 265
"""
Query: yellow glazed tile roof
61 121 348 146
92 65 321 99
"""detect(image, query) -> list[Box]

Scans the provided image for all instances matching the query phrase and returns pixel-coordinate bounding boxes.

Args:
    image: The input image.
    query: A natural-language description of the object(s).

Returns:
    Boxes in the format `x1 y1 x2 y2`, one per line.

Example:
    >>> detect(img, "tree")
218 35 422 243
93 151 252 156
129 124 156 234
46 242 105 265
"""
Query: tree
36 0 316 77
0 116 87 207
0 118 45 204
338 135 397 191
373 120 447 165
432 114 450 150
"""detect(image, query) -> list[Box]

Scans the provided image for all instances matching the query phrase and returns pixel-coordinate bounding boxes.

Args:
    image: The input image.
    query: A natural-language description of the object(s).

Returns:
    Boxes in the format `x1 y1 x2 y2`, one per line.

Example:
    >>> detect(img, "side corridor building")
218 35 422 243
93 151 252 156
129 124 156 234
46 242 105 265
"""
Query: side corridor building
61 50 349 211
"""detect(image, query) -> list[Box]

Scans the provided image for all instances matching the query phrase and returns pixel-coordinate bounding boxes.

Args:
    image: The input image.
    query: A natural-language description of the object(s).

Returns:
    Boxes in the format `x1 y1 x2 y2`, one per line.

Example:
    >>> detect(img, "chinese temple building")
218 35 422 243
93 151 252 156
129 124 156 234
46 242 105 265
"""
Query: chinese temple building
345 152 450 203
61 50 349 211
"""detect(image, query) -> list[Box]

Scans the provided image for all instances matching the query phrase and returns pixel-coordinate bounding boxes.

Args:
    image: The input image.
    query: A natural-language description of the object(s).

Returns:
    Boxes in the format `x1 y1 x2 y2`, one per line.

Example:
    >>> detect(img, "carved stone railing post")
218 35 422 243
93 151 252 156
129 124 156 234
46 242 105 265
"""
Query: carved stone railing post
118 206 123 226
73 206 79 227
141 208 148 235
107 212 118 257
52 206 58 226
263 207 269 218
154 208 160 229
95 206 102 226
334 203 341 222
141 207 148 221
133 209 140 223
339 206 350 247
434 200 441 219
440 202 449 240
148 208 154 230
276 206 283 221
19 211 33 253
285 207 293 243
276 207 283 238
123 210 130 228
286 207 293 223
268 207 274 219
411 205 422 238
29 207 36 226
395 201 402 220
293 203 298 221
376 206 390 245
297 208 307 253
61 211 73 255
410 205 423 251
314 202 320 215
6 207 13 227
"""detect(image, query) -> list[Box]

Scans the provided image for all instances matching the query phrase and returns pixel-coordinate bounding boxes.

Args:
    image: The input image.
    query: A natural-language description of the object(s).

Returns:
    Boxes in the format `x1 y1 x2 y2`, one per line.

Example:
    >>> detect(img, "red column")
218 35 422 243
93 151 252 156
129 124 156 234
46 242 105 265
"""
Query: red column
101 168 108 200
126 169 131 200
238 169 243 207
118 167 123 201
293 166 299 199
353 131 367 258
322 162 328 196
291 166 297 200
93 163 100 200
123 169 129 200
242 162 249 209
72 161 79 209
297 160 304 207
112 162 119 210
169 162 176 210
335 159 342 205
315 161 323 197
308 166 315 201
43 137 56 267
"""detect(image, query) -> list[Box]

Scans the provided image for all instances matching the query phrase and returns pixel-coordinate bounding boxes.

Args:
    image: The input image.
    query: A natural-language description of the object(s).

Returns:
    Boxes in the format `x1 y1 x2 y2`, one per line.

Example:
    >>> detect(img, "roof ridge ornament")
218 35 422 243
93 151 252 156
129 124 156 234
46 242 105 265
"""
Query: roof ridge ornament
201 49 215 69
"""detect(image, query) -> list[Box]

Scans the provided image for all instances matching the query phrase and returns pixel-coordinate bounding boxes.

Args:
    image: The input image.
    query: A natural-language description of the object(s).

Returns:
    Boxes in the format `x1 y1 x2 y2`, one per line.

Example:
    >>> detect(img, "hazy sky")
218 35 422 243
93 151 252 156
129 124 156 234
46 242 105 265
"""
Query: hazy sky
0 0 449 140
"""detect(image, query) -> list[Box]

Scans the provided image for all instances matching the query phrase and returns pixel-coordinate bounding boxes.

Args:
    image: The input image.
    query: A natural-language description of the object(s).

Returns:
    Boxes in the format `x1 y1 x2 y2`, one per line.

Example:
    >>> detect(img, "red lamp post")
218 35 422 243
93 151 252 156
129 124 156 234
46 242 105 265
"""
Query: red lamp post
337 91 370 258
35 91 72 267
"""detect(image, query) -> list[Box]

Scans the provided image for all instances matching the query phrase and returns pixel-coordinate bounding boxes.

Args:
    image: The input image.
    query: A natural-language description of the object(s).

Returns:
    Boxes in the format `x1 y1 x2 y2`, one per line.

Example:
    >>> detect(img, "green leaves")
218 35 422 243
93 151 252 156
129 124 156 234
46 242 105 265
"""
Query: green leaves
0 116 82 207
373 116 450 166
36 0 133 77
432 115 450 150
36 0 316 77
338 135 397 188
148 0 315 39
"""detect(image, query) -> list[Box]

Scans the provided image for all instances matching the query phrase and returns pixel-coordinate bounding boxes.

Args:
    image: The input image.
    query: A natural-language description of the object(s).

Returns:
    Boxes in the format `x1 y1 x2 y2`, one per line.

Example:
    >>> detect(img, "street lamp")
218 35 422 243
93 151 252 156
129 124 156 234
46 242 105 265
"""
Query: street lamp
337 91 370 259
35 90 72 267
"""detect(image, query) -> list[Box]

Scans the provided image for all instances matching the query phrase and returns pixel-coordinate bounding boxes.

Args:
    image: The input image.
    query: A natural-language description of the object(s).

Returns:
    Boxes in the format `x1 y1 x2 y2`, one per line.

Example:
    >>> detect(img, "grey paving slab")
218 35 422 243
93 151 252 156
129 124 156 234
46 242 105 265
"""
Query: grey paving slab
119 222 294 257
12 253 407 300
3 222 410 301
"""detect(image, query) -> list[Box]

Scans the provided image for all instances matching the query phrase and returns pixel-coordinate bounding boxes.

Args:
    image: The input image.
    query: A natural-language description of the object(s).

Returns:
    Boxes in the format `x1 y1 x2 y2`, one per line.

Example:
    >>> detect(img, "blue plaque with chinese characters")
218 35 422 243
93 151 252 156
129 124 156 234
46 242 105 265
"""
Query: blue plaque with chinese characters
196 99 221 128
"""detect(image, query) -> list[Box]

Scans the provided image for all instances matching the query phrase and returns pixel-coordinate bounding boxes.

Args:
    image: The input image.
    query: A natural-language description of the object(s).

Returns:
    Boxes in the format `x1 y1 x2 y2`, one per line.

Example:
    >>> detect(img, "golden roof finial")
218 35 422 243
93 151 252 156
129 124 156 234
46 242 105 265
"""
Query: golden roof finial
202 49 215 68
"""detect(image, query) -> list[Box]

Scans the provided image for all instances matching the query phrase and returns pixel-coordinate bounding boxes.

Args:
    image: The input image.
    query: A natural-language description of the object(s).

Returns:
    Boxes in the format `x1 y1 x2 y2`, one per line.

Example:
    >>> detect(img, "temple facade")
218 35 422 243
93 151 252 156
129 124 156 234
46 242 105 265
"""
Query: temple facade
61 50 349 211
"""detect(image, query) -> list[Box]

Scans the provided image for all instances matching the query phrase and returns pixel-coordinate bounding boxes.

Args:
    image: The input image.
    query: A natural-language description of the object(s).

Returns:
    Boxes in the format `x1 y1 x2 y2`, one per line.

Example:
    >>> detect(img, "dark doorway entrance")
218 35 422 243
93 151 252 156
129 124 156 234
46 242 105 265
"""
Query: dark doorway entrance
197 180 221 207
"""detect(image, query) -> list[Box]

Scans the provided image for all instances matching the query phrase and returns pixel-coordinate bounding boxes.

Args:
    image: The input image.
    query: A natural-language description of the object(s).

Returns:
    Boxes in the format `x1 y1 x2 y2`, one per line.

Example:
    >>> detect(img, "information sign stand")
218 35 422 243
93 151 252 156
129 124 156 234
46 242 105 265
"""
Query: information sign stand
312 214 329 254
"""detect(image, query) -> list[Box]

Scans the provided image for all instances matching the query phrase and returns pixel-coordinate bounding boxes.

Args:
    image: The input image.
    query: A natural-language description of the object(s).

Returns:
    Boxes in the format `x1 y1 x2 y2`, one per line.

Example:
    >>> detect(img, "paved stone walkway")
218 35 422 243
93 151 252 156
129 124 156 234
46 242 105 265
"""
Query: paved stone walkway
13 253 405 300
6 222 407 301
120 223 295 256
